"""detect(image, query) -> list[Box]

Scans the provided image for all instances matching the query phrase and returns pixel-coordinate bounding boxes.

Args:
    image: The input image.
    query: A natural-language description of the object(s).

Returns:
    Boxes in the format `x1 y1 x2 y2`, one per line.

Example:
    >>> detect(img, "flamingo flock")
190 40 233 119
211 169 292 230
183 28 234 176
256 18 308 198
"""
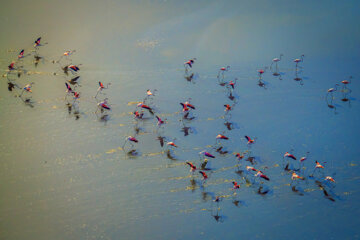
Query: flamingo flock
3 39 352 222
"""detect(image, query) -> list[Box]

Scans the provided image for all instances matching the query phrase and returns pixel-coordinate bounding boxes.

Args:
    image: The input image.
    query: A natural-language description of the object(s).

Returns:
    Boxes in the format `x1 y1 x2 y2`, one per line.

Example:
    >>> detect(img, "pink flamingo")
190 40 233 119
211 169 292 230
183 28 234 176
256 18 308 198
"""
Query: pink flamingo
156 115 166 126
294 55 304 69
341 76 352 90
186 161 197 172
95 81 111 98
326 84 339 99
270 54 283 71
255 171 270 181
122 136 138 149
217 66 230 80
245 136 256 144
199 151 215 159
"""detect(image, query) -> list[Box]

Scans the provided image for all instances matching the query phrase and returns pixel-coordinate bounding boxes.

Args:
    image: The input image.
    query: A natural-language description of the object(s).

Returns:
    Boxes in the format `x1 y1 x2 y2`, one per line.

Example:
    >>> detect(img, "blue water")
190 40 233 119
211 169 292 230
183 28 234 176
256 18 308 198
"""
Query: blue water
0 1 360 240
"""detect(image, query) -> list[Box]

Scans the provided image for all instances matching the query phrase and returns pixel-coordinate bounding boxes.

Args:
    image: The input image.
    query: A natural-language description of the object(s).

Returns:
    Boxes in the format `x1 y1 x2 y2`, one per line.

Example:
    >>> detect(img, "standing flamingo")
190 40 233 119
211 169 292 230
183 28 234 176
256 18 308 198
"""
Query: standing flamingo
270 54 283 71
326 84 339 99
257 67 267 80
294 55 304 69
341 76 352 90
184 58 196 72
217 66 230 81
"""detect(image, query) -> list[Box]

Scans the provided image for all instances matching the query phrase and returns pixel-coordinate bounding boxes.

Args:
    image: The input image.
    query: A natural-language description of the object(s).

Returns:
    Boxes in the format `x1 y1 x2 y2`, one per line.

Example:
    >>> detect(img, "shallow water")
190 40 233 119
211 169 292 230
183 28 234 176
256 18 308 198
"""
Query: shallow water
1 1 360 240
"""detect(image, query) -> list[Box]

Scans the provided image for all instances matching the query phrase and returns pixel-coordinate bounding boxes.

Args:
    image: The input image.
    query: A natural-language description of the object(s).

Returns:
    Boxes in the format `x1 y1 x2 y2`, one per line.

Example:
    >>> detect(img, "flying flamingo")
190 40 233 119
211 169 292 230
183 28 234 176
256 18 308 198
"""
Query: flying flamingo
270 54 283 71
18 49 25 59
63 50 76 57
68 65 80 74
292 172 305 181
166 141 177 148
232 181 240 190
245 136 256 144
228 79 236 89
291 172 305 187
255 171 270 181
311 161 325 176
156 115 166 126
325 176 335 183
299 152 309 169
180 99 195 112
65 83 76 100
246 166 258 172
199 151 215 159
326 84 339 99
235 153 245 161
20 82 34 97
315 161 324 169
137 102 154 114
224 104 232 112
97 98 111 113
34 37 41 47
186 161 197 172
144 89 157 98
8 62 15 71
294 55 304 69
216 134 229 141
199 171 208 182
133 110 144 119
284 152 296 160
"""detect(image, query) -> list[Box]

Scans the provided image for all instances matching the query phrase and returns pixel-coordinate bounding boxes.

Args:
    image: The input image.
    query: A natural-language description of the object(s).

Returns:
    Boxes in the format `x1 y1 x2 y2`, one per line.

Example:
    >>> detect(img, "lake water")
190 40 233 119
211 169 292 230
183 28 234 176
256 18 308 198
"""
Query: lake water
0 1 359 239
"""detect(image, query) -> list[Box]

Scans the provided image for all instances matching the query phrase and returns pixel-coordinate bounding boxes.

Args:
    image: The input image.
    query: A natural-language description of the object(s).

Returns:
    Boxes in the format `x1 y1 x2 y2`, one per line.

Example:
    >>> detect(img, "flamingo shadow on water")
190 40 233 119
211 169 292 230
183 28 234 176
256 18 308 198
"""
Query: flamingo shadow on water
340 89 353 108
179 120 196 137
294 69 304 85
326 97 338 115
315 180 337 202
184 72 198 84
